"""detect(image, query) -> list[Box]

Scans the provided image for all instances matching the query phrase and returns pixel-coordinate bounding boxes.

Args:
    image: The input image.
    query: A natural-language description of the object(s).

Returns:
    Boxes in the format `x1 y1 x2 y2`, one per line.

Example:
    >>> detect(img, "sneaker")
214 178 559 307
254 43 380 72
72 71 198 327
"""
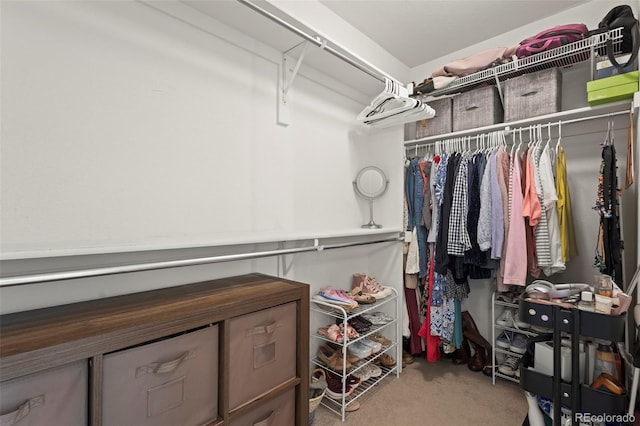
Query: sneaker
498 356 520 377
349 341 373 359
496 309 515 327
323 368 354 399
496 331 513 349
509 333 528 355
319 287 358 308
513 309 530 329
352 274 393 299
360 338 383 354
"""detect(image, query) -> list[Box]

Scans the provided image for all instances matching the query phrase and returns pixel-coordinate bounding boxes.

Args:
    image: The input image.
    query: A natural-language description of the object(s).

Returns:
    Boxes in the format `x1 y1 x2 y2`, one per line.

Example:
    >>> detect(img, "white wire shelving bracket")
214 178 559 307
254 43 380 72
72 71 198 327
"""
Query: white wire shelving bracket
422 28 624 99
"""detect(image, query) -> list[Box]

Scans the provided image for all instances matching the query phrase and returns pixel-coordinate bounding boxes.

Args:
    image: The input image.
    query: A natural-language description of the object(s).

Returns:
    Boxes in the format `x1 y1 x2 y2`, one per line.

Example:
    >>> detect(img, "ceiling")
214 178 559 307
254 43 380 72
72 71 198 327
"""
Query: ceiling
319 0 590 68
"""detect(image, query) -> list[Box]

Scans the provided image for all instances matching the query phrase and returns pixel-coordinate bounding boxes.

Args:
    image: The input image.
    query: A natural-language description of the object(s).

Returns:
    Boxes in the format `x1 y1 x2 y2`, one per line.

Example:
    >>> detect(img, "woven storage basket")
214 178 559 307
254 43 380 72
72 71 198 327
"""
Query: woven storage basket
309 368 326 414
504 67 562 122
452 86 503 131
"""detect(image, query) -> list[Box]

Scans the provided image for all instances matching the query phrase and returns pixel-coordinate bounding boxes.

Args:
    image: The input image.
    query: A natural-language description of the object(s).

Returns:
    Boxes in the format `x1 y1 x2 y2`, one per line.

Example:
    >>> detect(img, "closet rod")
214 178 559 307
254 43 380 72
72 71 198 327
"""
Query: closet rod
406 108 631 151
0 236 403 287
236 0 399 85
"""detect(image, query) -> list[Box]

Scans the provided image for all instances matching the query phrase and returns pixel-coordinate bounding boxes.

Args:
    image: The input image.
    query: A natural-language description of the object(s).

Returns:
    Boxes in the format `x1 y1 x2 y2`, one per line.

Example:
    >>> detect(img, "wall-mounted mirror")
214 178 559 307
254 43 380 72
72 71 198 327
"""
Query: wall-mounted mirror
353 166 389 229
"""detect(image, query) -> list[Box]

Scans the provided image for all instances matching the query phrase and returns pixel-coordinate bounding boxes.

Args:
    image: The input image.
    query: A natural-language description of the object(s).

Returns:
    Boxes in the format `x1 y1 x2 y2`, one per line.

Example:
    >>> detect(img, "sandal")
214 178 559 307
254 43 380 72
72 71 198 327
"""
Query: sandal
369 333 392 348
336 322 359 340
348 288 376 304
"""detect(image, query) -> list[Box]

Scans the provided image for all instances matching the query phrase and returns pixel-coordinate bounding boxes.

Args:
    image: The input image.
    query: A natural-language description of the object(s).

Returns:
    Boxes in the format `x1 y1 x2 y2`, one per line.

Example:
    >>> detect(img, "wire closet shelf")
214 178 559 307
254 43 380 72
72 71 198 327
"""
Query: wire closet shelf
424 27 624 98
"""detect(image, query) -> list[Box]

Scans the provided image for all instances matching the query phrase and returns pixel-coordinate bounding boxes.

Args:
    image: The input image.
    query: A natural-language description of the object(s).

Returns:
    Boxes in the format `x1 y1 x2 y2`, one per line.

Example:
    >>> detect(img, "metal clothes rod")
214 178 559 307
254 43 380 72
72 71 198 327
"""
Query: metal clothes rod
236 0 399 85
0 236 403 287
406 108 632 151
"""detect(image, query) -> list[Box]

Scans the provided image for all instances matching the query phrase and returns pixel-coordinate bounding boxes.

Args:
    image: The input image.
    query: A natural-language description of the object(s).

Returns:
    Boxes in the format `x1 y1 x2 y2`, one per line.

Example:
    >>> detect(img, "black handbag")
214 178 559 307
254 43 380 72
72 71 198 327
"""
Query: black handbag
589 5 639 68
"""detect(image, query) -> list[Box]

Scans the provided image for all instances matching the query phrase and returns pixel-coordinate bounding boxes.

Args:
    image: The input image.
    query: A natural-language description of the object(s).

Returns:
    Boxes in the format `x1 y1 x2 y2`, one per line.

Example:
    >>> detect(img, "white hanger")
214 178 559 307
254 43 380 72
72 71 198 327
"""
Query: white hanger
555 120 562 153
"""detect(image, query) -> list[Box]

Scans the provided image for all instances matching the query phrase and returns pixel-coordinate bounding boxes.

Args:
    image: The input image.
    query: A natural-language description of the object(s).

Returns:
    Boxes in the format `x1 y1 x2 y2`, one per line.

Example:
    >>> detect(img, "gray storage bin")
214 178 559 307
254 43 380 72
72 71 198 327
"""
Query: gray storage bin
102 325 219 426
0 361 88 426
416 97 453 138
453 86 503 131
228 302 297 410
504 68 562 122
228 388 294 426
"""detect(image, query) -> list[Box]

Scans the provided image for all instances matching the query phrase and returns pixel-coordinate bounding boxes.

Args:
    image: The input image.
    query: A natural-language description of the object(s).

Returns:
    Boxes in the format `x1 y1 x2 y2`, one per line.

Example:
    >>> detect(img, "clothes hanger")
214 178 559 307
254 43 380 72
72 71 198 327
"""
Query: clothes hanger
555 120 562 154
544 122 552 151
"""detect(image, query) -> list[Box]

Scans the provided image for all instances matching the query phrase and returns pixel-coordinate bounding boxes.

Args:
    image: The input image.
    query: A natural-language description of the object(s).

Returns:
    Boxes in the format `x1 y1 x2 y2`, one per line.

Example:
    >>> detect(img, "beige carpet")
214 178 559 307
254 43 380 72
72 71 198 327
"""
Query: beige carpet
312 356 528 426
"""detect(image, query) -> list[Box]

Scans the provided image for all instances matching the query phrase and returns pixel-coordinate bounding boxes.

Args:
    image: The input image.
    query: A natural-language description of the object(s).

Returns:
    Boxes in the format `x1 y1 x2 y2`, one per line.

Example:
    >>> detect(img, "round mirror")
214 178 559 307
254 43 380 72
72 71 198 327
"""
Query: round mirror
353 166 388 199
353 166 388 229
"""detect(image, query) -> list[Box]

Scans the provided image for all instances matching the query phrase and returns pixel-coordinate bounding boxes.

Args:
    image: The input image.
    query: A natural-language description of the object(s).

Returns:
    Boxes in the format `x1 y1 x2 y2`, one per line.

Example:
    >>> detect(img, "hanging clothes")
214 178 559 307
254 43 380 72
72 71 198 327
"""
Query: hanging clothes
594 144 623 285
539 145 565 275
555 146 579 262
532 144 552 268
477 150 494 252
503 147 527 285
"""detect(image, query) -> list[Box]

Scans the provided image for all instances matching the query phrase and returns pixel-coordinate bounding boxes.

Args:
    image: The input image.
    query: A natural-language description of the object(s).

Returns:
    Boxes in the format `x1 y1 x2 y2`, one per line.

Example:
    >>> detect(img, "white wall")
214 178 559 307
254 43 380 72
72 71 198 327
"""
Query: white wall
0 1 405 314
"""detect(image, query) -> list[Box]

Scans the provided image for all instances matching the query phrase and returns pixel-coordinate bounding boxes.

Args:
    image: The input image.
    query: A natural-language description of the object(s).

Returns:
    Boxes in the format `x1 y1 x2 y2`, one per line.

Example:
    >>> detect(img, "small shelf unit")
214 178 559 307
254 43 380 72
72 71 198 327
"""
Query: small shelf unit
311 287 401 422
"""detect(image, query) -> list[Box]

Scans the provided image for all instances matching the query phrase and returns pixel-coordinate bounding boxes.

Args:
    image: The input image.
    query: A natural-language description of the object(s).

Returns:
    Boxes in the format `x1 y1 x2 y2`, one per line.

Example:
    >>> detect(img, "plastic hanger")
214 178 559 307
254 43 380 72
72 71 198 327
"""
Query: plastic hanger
555 120 562 154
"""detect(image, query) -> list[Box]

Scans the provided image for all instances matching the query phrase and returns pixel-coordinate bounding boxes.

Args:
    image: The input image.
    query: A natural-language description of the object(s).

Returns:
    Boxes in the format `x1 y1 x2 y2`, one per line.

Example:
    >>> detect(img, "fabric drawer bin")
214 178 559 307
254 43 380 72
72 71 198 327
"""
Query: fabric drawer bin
452 86 503 131
416 97 452 138
0 361 88 426
587 71 639 106
102 325 219 426
229 388 295 426
503 68 562 122
228 302 297 409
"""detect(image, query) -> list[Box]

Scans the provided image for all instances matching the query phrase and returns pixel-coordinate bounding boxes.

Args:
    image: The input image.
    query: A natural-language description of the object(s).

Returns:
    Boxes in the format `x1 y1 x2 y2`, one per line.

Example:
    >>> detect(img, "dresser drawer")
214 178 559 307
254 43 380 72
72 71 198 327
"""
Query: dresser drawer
0 361 88 426
229 302 297 409
102 325 219 426
229 388 295 426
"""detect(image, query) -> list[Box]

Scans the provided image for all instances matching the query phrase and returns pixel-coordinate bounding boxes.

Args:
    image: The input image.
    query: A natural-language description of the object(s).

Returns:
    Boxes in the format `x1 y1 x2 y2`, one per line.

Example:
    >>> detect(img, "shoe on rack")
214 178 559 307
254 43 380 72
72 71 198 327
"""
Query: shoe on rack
345 316 372 334
323 368 354 400
509 333 528 355
496 331 513 349
349 341 373 359
360 338 383 354
326 342 361 364
319 287 358 309
496 309 515 327
376 353 396 368
513 309 530 329
369 333 392 348
352 274 393 299
498 356 520 377
317 345 352 371
496 292 514 304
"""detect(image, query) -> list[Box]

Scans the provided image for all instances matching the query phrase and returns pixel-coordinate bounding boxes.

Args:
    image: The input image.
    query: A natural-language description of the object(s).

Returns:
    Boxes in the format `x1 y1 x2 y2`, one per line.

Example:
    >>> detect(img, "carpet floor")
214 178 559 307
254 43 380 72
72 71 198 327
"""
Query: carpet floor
312 356 528 426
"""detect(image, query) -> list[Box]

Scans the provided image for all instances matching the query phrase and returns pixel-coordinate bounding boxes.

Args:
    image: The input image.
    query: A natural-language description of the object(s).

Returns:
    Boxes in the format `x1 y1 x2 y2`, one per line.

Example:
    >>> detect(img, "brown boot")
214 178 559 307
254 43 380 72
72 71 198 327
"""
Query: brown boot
452 337 471 365
468 341 486 372
461 311 493 373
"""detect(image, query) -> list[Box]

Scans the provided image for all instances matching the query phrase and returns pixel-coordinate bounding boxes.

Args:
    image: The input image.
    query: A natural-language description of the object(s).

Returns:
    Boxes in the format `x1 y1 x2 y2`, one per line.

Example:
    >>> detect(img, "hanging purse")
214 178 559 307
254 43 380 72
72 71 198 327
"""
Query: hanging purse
588 5 639 68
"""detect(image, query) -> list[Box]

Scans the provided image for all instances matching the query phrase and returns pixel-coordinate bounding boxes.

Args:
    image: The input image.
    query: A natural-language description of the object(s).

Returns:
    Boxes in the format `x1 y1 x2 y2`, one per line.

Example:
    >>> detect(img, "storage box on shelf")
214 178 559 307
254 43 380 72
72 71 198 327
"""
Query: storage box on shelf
452 86 503 132
518 299 627 424
503 67 562 122
311 287 400 421
0 273 310 426
415 97 453 138
587 70 639 106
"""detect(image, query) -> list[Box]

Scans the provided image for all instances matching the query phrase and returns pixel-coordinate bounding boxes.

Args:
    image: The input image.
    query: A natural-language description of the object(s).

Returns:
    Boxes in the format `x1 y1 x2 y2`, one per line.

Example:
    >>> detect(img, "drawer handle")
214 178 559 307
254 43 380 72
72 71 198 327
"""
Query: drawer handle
465 105 479 111
0 395 44 426
136 350 196 377
253 410 276 426
246 321 280 337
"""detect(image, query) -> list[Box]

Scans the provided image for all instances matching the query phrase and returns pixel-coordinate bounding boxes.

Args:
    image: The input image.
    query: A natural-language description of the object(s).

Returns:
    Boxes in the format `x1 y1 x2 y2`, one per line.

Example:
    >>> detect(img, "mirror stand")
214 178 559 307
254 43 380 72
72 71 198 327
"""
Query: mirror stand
362 198 382 229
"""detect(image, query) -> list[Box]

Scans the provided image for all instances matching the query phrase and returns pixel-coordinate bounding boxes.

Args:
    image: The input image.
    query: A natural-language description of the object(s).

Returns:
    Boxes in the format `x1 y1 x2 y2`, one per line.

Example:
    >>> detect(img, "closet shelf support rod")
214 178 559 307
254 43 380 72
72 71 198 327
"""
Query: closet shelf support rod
0 236 403 287
236 0 400 86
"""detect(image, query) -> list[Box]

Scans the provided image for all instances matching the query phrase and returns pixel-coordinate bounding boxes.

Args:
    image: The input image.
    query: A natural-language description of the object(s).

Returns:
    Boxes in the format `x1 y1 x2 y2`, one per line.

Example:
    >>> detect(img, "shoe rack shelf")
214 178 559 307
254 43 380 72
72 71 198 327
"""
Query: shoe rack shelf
491 292 537 385
518 299 627 425
311 287 400 422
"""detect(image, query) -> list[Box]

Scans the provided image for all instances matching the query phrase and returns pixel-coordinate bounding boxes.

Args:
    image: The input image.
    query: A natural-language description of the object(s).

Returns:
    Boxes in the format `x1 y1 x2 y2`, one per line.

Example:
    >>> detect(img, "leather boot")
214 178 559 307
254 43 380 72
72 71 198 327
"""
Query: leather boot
468 340 485 371
451 337 471 365
461 311 493 373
